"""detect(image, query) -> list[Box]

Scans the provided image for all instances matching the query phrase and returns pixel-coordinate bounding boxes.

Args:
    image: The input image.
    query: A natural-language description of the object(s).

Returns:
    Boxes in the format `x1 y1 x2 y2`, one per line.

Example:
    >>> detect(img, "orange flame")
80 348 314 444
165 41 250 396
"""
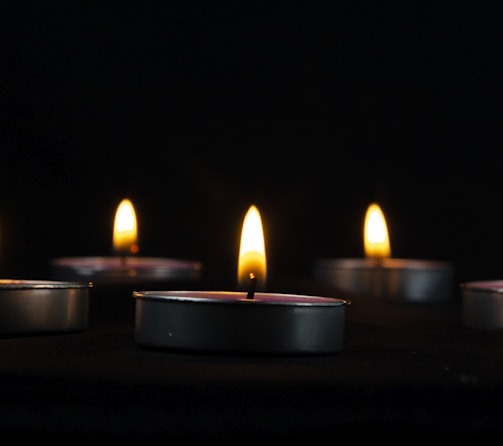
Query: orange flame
113 198 138 255
364 203 391 259
237 205 267 290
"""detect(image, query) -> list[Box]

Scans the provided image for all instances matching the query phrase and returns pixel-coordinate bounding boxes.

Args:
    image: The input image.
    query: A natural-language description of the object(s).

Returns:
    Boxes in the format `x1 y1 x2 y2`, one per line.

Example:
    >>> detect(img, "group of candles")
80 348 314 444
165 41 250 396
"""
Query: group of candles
0 199 501 356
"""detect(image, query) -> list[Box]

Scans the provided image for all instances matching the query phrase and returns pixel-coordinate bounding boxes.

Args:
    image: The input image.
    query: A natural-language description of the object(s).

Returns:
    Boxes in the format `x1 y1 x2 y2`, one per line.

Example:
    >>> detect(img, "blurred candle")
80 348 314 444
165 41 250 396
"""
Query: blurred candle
51 198 201 326
52 198 201 286
314 202 454 303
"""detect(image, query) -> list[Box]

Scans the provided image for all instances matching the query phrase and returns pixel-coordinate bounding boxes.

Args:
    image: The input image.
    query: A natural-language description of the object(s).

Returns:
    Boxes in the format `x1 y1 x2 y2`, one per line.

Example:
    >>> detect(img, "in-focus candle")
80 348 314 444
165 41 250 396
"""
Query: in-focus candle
134 204 349 355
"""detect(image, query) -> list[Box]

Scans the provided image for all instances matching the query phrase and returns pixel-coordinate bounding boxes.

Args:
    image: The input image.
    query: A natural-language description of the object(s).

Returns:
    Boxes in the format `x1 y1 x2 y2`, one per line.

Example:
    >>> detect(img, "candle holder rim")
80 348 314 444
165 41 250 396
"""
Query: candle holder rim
461 280 503 293
0 279 92 290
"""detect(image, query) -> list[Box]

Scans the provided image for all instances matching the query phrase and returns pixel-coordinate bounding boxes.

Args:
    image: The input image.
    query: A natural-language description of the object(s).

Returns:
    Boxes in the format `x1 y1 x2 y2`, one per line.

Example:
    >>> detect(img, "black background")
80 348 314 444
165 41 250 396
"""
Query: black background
1 2 501 290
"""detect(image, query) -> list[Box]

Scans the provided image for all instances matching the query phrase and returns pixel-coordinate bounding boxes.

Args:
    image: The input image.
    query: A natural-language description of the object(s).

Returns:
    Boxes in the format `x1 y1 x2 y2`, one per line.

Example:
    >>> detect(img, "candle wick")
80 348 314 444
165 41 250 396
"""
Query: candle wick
246 273 256 299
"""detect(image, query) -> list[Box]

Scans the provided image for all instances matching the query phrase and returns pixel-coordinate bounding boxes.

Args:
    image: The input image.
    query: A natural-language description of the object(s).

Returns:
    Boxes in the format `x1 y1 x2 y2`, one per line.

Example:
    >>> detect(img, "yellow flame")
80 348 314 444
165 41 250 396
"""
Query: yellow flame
237 205 267 290
364 203 391 259
113 198 138 255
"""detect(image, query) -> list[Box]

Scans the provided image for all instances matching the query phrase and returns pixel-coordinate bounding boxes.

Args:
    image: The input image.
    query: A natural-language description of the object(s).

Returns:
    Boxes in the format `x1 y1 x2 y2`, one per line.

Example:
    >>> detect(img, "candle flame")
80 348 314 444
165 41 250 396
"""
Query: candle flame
113 198 138 255
364 203 391 259
238 205 267 290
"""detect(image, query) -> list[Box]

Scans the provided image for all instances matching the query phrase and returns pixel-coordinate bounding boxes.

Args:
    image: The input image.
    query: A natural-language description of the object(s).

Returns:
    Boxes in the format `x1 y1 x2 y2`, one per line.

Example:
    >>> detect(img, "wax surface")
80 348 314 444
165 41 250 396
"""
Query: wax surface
134 290 346 306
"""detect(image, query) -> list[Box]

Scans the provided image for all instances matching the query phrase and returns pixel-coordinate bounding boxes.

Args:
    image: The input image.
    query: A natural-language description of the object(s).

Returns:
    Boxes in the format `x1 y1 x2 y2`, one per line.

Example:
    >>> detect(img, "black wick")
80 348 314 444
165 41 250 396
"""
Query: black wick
246 273 256 299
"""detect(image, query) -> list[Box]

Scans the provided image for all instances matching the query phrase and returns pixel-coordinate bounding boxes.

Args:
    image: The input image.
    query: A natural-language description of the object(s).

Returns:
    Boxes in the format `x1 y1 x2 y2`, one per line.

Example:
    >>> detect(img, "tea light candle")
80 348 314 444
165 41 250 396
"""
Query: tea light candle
314 203 454 303
134 290 347 354
134 205 349 355
461 281 503 329
51 198 201 326
0 279 91 335
51 199 202 286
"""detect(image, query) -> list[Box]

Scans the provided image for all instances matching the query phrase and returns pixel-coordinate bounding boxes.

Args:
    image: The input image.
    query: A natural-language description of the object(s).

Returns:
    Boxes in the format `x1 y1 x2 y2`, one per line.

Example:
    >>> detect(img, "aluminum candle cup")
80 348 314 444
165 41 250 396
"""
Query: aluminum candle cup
0 279 91 335
134 291 349 355
314 258 454 303
461 281 503 329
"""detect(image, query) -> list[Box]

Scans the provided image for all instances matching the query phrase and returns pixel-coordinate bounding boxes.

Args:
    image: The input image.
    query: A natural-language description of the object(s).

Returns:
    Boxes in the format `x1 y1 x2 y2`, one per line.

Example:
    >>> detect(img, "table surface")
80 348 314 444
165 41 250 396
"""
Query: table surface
1 281 503 442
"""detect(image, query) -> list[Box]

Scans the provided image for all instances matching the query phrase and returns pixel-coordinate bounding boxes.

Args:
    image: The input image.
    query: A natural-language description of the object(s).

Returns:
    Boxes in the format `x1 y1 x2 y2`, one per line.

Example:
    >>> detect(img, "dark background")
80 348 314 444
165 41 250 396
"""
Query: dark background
1 2 501 291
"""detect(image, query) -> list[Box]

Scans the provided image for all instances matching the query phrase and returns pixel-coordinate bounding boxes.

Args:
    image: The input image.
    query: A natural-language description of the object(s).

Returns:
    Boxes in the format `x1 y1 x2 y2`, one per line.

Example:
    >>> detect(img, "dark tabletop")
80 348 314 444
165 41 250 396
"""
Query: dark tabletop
1 280 503 443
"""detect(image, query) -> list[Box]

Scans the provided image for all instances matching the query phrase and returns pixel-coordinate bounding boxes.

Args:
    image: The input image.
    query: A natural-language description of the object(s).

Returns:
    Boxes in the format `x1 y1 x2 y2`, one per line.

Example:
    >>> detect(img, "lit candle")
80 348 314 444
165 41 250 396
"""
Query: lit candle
314 202 454 303
51 198 202 326
51 198 201 286
134 204 349 355
0 279 91 335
